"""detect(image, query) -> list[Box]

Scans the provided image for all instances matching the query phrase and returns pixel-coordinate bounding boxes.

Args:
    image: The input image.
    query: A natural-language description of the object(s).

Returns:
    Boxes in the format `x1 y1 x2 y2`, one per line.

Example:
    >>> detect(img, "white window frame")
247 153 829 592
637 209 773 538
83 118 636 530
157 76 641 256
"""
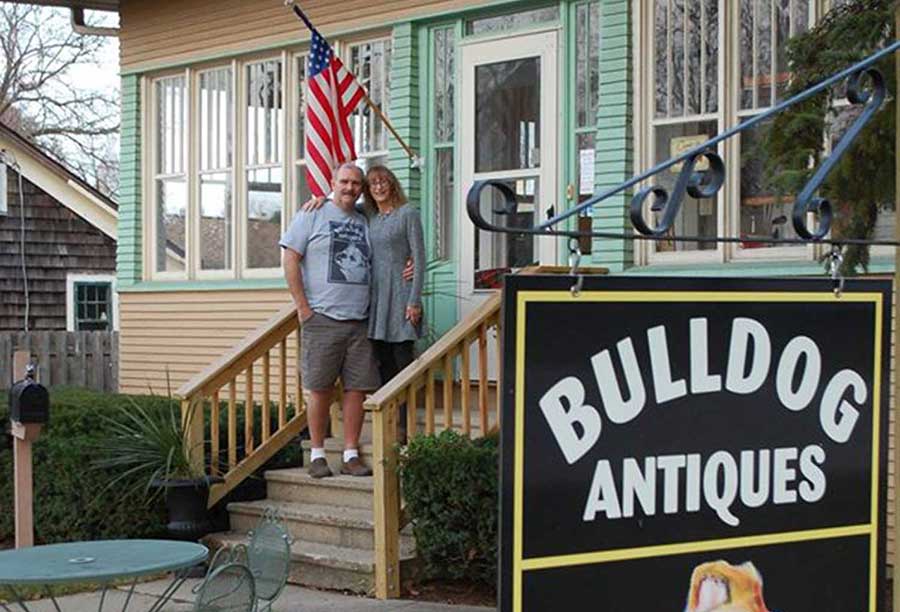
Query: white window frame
147 70 190 280
240 53 289 279
144 36 392 282
634 0 835 266
345 36 393 170
0 160 7 216
290 51 310 218
66 273 118 332
194 63 237 280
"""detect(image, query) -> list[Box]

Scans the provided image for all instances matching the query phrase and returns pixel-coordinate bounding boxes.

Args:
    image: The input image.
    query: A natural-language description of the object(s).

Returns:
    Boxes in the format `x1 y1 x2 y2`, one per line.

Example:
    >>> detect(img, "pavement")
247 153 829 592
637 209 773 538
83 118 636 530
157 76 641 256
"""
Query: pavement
17 576 496 611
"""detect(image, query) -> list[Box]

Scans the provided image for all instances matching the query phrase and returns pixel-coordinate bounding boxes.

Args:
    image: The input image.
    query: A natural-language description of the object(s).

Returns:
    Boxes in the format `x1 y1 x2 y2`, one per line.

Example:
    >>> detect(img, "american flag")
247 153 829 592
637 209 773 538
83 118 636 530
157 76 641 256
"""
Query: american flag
304 25 366 197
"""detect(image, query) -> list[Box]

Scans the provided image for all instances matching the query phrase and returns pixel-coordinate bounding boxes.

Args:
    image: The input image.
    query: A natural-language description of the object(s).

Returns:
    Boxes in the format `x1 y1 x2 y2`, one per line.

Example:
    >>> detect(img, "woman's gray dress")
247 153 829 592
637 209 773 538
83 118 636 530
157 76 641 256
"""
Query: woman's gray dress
367 205 426 342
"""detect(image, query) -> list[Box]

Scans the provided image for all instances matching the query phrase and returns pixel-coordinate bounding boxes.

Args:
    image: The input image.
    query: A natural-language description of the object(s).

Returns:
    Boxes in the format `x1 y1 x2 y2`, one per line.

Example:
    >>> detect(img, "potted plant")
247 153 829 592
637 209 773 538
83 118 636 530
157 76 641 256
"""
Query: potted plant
94 395 222 541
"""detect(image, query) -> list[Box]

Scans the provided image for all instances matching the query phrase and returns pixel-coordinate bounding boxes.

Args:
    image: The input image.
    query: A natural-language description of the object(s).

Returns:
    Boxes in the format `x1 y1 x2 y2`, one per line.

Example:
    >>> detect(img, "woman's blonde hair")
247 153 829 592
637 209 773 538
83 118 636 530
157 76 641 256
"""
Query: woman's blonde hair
363 165 407 211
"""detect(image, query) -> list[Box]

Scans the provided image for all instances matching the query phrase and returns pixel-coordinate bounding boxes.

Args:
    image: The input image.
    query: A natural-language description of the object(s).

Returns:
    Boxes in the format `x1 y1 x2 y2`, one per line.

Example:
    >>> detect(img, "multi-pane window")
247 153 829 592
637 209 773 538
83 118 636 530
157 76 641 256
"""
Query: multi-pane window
148 39 391 280
645 0 817 258
574 1 600 204
198 67 233 271
432 26 455 260
738 1 811 251
153 76 187 272
245 59 283 270
651 0 719 252
74 282 113 331
349 39 392 169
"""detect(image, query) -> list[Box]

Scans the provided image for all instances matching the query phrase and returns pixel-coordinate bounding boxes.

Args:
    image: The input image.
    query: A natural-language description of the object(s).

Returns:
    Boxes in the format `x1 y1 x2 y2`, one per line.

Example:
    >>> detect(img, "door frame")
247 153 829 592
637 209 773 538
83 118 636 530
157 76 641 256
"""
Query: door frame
458 28 560 315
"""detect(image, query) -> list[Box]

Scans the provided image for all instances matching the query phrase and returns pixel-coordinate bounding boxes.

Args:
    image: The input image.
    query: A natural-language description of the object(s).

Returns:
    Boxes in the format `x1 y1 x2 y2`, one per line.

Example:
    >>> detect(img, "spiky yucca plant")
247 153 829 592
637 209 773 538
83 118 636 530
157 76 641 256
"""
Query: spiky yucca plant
93 395 206 502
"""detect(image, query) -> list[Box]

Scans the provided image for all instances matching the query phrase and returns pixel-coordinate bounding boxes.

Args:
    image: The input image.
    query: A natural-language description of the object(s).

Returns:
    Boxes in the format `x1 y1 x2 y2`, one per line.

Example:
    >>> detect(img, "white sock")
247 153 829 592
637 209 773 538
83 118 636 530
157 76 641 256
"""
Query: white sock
311 447 326 461
343 448 359 463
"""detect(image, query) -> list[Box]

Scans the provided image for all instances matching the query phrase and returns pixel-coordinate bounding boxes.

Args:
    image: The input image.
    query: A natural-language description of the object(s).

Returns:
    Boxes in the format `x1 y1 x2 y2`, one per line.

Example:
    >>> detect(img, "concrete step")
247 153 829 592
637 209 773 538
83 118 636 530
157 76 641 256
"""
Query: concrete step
265 467 373 510
208 530 416 594
301 438 375 475
227 499 414 551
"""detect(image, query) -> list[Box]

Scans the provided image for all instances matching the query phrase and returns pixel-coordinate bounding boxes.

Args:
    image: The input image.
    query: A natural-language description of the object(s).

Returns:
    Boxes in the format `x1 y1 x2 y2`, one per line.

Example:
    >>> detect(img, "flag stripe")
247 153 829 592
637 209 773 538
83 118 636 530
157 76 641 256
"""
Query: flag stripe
303 27 366 196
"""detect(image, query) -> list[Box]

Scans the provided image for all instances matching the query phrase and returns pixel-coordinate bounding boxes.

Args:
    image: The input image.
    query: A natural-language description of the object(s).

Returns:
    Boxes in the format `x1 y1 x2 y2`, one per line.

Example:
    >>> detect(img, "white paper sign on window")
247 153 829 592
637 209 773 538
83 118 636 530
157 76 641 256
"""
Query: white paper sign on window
579 149 595 195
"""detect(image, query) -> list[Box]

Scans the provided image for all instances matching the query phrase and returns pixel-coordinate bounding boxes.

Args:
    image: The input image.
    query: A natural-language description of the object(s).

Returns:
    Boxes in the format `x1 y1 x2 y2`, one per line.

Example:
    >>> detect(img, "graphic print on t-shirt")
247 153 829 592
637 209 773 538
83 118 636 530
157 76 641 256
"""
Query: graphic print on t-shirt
328 219 369 285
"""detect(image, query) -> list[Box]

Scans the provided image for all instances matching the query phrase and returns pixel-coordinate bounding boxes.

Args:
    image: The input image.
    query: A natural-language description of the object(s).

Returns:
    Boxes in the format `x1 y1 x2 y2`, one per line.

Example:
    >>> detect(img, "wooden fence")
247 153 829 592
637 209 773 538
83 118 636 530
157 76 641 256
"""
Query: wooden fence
0 331 118 392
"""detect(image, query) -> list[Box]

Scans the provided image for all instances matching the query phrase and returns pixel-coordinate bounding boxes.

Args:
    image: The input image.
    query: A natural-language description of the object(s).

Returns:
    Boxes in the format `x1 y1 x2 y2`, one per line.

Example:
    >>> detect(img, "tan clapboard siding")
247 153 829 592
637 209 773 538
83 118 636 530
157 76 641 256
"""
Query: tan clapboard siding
119 0 482 72
119 289 298 397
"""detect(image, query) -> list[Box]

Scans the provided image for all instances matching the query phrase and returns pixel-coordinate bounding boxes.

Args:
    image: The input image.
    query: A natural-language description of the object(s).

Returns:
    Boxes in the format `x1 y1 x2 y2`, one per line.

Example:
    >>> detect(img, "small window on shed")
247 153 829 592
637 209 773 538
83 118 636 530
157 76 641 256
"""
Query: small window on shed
0 160 7 215
74 282 113 331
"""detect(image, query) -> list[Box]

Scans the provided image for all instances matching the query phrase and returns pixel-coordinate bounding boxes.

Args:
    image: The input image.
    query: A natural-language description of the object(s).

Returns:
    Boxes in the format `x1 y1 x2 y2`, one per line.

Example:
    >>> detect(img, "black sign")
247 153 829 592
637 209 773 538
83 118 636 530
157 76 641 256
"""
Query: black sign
500 276 890 612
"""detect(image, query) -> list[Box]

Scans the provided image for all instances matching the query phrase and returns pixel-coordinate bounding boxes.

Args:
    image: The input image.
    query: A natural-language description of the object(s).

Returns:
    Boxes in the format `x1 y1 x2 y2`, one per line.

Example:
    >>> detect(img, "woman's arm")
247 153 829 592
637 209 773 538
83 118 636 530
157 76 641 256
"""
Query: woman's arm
406 206 426 308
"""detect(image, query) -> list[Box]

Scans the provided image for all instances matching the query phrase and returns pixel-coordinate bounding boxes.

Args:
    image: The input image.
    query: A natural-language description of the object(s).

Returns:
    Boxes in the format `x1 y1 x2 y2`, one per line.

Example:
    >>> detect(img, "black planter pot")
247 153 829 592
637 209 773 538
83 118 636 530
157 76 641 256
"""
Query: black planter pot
154 476 224 541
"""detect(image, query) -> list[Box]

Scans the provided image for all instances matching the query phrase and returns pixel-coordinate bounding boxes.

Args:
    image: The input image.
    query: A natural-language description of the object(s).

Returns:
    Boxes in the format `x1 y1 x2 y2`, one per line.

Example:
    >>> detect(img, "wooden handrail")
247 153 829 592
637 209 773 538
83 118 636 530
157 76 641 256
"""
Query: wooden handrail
174 301 305 507
365 292 502 411
176 303 297 399
368 265 609 599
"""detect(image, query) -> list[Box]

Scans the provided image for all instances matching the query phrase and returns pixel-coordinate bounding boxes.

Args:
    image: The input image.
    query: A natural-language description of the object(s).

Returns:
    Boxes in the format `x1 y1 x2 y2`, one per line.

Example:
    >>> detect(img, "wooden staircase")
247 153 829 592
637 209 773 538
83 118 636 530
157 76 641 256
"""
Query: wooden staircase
176 268 599 598
204 381 497 593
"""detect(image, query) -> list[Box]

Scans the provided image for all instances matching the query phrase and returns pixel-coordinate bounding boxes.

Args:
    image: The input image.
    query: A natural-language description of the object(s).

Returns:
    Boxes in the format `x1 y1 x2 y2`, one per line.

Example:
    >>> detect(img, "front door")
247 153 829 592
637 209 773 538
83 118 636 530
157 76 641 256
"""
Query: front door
459 29 559 320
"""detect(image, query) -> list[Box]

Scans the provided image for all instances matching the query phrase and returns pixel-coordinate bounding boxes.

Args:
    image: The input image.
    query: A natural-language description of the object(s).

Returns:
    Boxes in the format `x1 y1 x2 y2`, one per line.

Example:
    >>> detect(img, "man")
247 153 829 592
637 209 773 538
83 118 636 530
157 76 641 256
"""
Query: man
280 163 379 478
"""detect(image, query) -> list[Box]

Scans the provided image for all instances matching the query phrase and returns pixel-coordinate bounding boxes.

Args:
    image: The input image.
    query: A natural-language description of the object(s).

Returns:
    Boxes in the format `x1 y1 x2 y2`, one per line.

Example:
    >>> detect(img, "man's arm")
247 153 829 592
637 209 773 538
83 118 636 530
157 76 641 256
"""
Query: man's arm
282 247 314 323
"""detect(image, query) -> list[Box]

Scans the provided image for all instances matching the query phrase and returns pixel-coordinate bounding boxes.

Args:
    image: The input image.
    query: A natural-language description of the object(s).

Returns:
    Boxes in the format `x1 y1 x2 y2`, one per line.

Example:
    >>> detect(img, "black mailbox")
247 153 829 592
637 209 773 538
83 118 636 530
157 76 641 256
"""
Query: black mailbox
8 377 49 424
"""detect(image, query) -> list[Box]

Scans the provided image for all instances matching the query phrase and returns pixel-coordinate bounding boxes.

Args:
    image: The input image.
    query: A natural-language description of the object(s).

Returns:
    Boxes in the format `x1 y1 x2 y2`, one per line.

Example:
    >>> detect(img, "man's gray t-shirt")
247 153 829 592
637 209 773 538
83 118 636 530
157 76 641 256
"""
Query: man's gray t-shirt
279 201 371 321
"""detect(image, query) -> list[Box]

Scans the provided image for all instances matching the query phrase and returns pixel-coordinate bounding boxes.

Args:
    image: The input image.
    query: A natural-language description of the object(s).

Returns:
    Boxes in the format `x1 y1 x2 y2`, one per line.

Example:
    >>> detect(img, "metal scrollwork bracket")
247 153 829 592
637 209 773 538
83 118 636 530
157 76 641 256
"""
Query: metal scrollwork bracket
464 41 900 269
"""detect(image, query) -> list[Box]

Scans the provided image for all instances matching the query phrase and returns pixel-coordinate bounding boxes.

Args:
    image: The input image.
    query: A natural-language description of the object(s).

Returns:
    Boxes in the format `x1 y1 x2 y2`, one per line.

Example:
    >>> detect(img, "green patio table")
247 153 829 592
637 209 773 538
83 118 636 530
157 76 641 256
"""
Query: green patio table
0 539 208 612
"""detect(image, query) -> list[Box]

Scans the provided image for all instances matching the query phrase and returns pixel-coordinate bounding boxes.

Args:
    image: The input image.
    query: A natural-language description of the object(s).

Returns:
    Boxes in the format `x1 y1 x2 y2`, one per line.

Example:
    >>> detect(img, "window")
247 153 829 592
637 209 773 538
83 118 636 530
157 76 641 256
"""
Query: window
198 67 234 272
0 160 7 216
649 0 720 253
67 274 117 332
349 39 392 170
431 25 456 260
640 0 819 261
245 59 284 270
147 37 391 280
292 55 312 215
466 5 559 35
736 0 811 251
573 1 600 204
153 75 187 274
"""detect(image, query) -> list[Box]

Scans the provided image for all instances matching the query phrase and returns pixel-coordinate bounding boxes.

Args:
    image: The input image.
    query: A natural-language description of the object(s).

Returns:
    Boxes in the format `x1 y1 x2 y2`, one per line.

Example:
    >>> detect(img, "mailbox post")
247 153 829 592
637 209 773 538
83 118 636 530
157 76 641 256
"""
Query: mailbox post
8 363 49 548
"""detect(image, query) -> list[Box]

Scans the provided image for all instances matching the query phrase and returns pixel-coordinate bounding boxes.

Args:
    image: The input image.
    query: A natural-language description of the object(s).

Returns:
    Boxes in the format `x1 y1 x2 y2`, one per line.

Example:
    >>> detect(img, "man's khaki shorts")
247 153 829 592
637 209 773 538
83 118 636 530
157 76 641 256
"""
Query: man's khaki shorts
300 313 380 391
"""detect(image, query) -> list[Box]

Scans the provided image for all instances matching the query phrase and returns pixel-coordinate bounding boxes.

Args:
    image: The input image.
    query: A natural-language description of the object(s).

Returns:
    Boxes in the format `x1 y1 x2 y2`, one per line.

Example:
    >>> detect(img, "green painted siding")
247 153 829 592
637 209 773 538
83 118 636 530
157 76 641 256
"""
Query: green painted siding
118 75 142 286
389 22 422 205
592 0 633 271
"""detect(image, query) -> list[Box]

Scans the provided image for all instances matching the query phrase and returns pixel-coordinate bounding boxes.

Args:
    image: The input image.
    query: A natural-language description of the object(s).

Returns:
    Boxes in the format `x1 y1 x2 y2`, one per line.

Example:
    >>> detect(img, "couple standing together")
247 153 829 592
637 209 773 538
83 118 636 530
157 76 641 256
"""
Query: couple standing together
280 163 426 479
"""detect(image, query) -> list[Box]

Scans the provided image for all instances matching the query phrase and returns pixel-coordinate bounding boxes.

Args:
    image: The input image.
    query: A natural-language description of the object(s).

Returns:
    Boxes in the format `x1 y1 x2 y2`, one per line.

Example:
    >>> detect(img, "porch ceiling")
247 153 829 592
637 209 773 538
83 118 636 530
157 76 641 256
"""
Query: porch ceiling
4 0 119 11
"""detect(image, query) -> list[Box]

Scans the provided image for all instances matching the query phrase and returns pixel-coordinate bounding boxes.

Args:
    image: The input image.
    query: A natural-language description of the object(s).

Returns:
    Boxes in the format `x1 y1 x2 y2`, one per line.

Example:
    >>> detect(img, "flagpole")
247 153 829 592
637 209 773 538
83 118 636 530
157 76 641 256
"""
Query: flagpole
285 0 423 168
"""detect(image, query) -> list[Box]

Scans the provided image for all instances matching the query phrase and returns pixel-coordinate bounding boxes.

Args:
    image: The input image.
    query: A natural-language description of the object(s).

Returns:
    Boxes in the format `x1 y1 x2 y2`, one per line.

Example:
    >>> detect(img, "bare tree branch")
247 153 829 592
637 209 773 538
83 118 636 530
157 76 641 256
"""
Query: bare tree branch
0 3 119 198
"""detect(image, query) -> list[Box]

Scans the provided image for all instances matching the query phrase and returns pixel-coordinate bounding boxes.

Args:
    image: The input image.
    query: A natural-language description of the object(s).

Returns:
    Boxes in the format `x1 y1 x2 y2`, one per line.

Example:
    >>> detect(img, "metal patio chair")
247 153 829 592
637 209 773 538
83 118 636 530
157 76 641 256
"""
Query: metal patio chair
246 508 292 612
192 561 256 612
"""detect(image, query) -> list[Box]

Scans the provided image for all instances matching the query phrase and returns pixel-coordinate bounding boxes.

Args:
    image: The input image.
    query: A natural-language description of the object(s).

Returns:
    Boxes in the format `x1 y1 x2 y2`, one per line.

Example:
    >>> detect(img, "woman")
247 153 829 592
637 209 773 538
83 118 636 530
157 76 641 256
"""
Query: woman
363 165 426 399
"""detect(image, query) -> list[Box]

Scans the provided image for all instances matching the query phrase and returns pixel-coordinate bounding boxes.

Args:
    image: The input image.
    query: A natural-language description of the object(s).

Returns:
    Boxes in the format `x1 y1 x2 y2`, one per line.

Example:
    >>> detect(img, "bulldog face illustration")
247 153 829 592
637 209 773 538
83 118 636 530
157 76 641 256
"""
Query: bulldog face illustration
686 560 770 612
334 244 368 283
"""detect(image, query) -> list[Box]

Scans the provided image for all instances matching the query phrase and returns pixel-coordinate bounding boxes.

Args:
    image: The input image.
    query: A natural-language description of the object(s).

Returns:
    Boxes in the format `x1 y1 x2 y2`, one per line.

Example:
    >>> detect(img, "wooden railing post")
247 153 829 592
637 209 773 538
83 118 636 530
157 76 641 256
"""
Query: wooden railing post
371 403 400 599
181 398 205 475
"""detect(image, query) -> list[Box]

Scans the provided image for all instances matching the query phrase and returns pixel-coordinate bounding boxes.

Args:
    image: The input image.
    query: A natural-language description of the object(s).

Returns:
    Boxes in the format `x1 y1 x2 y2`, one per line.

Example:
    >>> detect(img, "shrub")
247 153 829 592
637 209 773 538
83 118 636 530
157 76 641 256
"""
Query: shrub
0 387 170 543
0 387 303 544
398 430 499 587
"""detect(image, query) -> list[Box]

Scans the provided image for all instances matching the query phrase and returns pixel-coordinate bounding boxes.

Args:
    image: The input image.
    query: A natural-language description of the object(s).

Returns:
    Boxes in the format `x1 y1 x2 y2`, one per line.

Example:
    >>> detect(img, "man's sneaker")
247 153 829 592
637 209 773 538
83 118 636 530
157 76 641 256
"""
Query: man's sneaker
308 457 333 479
340 456 372 477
